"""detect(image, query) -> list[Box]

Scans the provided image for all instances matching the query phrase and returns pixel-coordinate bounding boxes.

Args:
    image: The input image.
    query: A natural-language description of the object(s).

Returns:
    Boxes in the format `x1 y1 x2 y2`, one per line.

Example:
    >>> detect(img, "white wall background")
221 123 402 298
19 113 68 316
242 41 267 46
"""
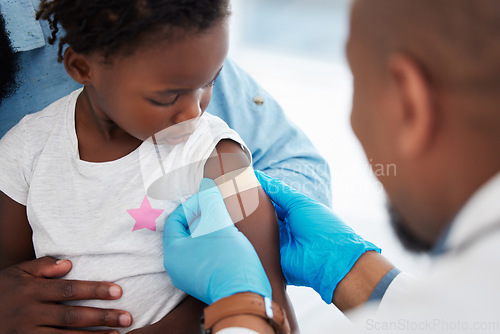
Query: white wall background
227 1 430 332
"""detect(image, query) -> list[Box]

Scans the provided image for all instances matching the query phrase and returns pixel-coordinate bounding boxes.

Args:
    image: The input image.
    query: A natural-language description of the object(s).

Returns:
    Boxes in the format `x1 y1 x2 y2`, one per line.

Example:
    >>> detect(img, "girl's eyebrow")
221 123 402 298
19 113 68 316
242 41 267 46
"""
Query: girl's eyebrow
155 66 224 95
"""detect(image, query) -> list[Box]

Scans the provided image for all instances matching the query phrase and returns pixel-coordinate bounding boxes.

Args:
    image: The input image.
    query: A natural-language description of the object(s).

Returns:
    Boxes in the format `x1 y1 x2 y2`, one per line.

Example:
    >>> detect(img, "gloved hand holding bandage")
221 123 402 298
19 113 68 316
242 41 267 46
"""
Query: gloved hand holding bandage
163 178 272 305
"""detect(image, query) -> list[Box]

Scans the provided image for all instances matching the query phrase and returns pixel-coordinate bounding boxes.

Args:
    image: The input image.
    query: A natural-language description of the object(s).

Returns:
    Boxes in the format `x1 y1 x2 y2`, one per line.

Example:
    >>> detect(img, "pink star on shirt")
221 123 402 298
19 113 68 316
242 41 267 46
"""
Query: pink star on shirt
127 196 164 232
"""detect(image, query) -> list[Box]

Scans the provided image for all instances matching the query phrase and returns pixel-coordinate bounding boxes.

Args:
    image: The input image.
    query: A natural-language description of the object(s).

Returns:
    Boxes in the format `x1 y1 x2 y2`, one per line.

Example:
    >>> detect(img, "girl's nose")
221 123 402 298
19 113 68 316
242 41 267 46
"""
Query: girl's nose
173 92 203 124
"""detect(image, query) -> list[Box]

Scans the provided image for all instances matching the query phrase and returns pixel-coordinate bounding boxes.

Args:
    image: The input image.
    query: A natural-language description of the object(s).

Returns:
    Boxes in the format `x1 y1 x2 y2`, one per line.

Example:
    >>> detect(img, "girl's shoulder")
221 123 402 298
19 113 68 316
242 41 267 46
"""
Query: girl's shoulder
188 112 251 164
1 89 81 163
10 88 80 142
0 89 81 204
19 88 81 131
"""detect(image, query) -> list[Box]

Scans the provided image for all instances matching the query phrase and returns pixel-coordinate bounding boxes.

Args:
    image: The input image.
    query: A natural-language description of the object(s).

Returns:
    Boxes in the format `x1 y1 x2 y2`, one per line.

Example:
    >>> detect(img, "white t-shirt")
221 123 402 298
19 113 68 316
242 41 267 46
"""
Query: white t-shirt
0 88 250 331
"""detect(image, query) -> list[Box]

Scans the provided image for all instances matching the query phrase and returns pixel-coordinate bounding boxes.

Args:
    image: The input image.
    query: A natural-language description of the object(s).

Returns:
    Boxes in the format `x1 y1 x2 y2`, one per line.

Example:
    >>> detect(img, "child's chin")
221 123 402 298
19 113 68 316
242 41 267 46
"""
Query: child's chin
165 134 192 146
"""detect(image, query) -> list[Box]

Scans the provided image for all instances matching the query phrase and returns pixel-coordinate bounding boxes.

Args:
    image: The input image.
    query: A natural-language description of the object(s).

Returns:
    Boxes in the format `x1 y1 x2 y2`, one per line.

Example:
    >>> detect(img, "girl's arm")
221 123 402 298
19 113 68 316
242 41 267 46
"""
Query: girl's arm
0 192 35 269
203 139 299 332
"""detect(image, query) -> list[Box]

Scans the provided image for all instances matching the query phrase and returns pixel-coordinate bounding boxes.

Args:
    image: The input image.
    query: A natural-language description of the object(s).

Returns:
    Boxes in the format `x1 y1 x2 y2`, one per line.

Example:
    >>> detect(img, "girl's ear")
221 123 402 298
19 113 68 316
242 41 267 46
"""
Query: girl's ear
63 47 92 84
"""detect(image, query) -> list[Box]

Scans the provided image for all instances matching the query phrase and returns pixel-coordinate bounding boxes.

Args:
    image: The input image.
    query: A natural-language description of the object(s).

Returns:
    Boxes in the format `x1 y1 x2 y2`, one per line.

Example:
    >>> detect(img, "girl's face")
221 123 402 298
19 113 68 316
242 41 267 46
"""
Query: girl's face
82 19 229 142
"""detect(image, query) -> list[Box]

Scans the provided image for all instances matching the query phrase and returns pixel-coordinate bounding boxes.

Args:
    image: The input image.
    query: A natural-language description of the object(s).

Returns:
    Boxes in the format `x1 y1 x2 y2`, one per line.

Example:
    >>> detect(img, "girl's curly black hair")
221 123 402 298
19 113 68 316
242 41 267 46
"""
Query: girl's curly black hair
36 0 230 62
0 11 19 105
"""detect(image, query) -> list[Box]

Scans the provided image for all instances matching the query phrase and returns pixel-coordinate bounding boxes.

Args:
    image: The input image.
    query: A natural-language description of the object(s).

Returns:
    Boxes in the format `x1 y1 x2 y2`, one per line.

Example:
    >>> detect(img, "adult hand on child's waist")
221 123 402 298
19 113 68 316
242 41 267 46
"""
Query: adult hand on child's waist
0 256 133 333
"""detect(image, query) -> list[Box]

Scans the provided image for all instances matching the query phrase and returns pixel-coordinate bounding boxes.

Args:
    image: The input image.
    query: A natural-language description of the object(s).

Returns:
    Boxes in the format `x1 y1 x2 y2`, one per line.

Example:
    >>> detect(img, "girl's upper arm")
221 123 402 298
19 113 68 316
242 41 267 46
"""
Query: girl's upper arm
0 191 35 269
203 139 298 331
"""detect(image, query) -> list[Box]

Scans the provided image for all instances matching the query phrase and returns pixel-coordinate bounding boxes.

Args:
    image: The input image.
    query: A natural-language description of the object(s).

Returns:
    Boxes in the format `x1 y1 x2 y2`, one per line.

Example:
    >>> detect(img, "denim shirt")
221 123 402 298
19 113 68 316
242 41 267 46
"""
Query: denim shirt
0 1 332 206
0 0 44 51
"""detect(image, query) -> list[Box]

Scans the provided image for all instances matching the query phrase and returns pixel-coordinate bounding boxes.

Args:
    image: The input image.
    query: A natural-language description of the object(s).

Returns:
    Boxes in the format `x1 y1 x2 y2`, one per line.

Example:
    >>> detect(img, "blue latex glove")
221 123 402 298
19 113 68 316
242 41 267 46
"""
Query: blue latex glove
163 178 272 305
255 170 381 304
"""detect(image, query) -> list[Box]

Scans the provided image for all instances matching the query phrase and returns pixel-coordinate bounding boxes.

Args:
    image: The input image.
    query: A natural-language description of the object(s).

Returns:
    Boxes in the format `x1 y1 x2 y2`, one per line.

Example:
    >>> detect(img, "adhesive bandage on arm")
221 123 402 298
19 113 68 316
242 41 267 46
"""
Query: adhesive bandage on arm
213 167 261 198
213 166 261 223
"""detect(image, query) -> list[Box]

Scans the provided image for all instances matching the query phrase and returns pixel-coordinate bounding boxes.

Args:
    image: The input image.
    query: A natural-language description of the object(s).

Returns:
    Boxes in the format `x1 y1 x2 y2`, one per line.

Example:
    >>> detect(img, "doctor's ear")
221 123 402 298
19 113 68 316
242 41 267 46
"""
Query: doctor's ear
389 54 438 160
63 47 92 85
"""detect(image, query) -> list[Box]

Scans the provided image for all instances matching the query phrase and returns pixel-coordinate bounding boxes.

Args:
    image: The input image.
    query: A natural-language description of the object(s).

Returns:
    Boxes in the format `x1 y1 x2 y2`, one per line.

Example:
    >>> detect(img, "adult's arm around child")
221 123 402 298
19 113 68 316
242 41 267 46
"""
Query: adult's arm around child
0 192 35 269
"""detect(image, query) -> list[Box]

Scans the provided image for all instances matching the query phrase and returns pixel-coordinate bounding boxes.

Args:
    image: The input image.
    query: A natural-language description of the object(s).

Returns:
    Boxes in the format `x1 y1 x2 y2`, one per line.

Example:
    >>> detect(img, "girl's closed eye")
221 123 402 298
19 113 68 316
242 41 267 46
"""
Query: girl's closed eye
148 95 179 107
148 78 216 108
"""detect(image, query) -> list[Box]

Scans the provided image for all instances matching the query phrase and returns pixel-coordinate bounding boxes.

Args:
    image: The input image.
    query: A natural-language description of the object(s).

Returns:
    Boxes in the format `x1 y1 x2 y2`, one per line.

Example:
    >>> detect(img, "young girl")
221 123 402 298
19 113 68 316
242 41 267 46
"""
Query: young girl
0 0 297 332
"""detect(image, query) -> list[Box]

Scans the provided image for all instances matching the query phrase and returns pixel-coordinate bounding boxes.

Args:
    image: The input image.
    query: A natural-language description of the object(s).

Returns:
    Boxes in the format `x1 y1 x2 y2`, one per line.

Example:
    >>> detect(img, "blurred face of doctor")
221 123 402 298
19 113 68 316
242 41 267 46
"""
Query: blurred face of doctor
347 0 500 252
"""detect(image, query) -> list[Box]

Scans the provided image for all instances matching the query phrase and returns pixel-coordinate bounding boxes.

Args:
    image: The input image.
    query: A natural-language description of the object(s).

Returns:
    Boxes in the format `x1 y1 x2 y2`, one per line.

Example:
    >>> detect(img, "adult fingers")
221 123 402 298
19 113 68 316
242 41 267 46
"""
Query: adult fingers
198 178 232 222
32 277 124 302
163 196 197 240
273 204 288 222
255 170 322 210
278 218 291 249
163 178 221 239
164 179 223 241
37 304 132 329
15 256 72 279
254 171 307 220
190 178 234 238
36 328 118 334
185 178 223 219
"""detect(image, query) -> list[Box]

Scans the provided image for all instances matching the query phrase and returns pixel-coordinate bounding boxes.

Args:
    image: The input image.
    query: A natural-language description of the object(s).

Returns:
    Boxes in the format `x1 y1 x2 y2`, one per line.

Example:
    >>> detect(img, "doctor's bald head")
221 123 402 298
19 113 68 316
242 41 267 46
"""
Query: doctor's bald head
347 0 500 252
351 0 500 93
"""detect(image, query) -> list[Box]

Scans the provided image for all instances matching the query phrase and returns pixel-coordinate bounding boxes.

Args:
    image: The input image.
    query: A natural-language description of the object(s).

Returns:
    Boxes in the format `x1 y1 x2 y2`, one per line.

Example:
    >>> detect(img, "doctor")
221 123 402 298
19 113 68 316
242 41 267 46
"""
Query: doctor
163 0 500 333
